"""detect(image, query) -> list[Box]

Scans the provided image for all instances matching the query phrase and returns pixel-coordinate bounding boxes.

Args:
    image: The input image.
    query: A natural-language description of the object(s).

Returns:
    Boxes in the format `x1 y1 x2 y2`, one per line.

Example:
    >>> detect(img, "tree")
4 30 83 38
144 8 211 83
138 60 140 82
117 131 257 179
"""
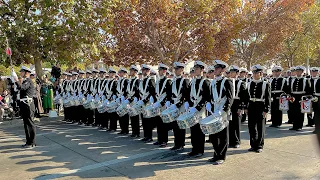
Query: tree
0 0 114 79
230 0 314 69
277 2 320 68
111 0 242 66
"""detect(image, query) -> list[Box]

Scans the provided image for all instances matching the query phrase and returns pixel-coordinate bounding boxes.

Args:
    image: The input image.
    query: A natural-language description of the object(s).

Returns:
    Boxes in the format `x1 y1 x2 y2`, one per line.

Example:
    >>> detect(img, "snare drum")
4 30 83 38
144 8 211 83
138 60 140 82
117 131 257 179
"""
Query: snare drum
160 106 179 123
106 101 119 113
143 104 161 118
176 111 199 129
128 101 144 117
116 103 129 117
199 113 228 135
97 103 108 113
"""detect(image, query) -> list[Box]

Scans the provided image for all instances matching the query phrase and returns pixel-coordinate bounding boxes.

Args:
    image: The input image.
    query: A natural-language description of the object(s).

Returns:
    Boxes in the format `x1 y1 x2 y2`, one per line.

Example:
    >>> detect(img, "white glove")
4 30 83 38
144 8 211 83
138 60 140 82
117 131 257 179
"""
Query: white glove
116 98 120 103
170 104 177 109
154 102 161 108
112 95 117 100
124 99 129 104
165 101 171 108
184 102 189 111
121 96 125 102
150 96 154 104
133 97 138 103
189 107 197 113
213 111 222 117
104 99 109 104
206 102 212 112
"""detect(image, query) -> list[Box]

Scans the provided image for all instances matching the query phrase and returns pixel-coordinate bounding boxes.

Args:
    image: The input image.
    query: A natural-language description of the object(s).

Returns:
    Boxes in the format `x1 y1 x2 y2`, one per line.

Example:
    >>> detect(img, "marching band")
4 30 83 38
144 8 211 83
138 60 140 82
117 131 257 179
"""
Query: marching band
54 61 320 165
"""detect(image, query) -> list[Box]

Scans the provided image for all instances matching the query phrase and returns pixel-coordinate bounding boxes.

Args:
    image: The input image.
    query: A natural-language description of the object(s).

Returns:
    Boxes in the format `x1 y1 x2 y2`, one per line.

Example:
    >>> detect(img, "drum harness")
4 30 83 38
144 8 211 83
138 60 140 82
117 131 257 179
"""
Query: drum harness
126 77 138 100
172 77 184 105
156 77 168 103
20 96 33 106
105 79 115 100
139 77 151 102
117 78 126 98
211 78 227 113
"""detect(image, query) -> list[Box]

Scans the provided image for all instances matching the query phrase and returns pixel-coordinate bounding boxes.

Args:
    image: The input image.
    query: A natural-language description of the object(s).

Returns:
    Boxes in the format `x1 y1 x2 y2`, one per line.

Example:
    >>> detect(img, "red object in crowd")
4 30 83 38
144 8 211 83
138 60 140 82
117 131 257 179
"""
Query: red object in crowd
6 47 12 56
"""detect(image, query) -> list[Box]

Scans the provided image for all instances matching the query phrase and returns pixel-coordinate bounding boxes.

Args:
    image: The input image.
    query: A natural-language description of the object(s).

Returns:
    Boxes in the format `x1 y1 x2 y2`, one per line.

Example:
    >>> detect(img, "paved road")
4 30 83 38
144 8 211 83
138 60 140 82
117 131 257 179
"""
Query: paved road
0 115 319 180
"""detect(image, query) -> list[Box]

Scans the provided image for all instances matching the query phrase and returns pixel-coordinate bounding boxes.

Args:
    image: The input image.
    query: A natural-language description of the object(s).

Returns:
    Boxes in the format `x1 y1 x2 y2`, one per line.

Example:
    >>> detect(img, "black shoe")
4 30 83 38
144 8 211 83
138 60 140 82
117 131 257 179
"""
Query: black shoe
92 124 97 127
213 160 225 165
78 122 83 125
256 149 263 153
145 139 153 143
306 124 314 127
130 134 136 138
208 157 218 162
289 128 296 131
233 144 240 149
159 143 167 148
248 148 256 152
269 125 277 128
286 121 293 124
205 139 211 143
188 151 198 157
85 123 91 126
141 137 148 141
170 146 179 151
22 144 36 148
106 129 112 132
153 141 160 145
267 119 272 122
118 131 124 135
296 128 302 131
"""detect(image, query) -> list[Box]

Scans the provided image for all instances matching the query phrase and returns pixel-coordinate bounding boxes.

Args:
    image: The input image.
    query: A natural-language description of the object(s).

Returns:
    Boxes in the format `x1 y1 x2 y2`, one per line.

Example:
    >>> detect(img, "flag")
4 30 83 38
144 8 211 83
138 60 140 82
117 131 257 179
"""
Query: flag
6 47 12 56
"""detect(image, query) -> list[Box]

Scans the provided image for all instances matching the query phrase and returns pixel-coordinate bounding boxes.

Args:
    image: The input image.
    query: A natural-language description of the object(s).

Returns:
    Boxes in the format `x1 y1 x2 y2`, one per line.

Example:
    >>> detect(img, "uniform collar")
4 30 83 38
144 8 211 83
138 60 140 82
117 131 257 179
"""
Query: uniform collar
195 76 202 79
252 79 262 83
215 75 224 81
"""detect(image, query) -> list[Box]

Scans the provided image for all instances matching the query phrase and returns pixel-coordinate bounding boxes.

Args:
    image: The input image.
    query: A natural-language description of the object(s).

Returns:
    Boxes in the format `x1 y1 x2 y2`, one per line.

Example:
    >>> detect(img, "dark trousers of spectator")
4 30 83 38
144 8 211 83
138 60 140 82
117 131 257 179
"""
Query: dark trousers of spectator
109 112 119 130
190 123 205 154
168 121 186 148
33 97 40 117
209 126 229 161
248 102 266 150
119 114 130 134
130 115 140 136
20 101 36 145
271 98 283 126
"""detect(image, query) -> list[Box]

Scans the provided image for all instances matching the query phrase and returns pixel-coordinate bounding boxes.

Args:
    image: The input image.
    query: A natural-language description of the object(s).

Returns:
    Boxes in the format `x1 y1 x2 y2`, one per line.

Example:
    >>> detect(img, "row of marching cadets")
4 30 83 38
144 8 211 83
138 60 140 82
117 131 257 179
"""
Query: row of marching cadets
54 61 319 166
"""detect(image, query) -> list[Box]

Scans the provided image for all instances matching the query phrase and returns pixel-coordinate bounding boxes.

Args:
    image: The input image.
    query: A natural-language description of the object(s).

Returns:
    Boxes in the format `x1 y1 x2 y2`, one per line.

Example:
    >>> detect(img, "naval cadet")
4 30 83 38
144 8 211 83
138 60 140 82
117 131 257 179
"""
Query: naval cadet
208 60 233 165
307 67 319 127
167 62 190 151
117 68 129 134
153 63 172 147
188 61 210 157
15 66 36 148
286 67 296 124
127 65 141 138
289 66 312 131
269 66 289 128
140 64 156 143
239 68 251 123
228 65 249 149
246 64 271 153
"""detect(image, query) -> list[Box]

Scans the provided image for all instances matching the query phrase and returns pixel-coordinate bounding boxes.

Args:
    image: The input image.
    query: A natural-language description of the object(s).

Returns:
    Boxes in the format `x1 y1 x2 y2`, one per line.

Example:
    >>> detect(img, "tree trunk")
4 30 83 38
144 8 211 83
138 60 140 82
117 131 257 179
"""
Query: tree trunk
34 58 44 81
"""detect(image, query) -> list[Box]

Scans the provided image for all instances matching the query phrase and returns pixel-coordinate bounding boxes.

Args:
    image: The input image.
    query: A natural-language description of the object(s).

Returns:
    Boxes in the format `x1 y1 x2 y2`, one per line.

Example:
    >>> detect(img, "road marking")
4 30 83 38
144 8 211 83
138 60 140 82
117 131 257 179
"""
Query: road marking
35 148 168 180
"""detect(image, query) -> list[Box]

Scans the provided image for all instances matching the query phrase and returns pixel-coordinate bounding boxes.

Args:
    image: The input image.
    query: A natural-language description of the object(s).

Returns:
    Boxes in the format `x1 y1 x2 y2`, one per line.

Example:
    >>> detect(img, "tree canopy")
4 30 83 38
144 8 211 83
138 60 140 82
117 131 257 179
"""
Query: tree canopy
0 0 318 75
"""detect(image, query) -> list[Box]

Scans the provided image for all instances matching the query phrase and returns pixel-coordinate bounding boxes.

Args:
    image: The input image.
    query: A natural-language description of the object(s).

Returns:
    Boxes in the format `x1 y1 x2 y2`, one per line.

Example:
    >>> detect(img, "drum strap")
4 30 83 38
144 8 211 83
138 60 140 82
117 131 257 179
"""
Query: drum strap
106 80 115 99
190 78 205 106
117 78 126 97
127 77 138 98
235 79 242 99
139 77 151 100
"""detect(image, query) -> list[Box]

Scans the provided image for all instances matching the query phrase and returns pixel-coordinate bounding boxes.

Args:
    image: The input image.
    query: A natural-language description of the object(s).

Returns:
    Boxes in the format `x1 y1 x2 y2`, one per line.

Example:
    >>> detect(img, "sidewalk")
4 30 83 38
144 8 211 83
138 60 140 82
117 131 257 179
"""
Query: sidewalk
0 115 319 180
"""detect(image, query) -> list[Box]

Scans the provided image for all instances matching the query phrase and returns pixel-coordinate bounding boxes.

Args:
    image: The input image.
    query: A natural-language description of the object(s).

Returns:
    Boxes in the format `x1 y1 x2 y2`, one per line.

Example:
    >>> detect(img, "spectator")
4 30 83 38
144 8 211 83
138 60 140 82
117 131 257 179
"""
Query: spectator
31 72 44 118
0 76 7 95
51 62 61 81
0 90 13 123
